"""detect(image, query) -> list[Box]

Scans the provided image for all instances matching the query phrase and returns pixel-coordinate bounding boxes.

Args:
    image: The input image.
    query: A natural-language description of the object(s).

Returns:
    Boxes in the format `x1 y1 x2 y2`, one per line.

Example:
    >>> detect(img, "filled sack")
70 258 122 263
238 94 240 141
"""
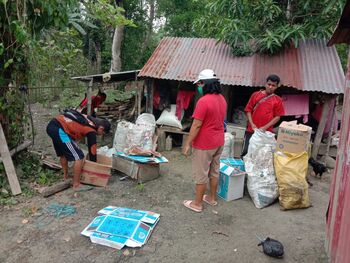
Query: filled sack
156 104 183 129
244 129 278 209
113 121 134 152
274 151 310 210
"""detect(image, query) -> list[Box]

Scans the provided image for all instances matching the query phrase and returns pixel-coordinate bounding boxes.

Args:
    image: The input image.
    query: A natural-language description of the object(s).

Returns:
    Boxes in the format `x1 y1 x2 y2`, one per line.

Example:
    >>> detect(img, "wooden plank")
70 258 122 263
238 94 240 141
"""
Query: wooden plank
312 96 334 158
157 130 166 151
0 123 22 195
157 126 189 134
0 140 32 163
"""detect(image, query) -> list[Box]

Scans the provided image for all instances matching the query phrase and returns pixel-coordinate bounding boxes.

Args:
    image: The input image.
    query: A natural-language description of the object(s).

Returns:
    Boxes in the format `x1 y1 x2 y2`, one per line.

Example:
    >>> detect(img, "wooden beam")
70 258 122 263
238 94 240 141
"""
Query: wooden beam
41 179 72 197
0 140 32 163
0 123 22 195
312 96 334 158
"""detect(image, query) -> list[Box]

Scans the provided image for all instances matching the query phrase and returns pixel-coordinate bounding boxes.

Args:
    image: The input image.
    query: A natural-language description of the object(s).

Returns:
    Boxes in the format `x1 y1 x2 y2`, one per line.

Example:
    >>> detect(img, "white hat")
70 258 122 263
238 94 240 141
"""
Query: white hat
193 69 217 84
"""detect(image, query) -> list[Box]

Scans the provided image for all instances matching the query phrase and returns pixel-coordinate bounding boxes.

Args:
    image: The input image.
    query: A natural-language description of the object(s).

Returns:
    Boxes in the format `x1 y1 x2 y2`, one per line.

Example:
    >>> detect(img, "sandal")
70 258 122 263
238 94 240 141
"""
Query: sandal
73 185 94 192
183 200 202 213
203 195 218 206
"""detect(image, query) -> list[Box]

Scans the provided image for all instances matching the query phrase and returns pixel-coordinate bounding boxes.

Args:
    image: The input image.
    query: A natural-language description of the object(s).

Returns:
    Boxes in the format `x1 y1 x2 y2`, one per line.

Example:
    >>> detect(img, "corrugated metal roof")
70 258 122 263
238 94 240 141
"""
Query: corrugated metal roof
139 37 345 94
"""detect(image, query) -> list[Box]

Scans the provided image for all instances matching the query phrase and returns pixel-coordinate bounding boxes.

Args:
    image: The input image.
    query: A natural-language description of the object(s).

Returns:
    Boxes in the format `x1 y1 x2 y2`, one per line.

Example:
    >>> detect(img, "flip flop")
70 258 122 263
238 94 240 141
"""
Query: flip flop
74 185 94 192
203 195 218 206
183 200 202 213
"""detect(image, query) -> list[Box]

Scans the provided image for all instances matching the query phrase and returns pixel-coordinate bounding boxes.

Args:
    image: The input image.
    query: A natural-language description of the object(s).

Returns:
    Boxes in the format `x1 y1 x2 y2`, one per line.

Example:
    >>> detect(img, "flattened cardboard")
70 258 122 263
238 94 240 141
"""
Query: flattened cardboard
81 207 160 250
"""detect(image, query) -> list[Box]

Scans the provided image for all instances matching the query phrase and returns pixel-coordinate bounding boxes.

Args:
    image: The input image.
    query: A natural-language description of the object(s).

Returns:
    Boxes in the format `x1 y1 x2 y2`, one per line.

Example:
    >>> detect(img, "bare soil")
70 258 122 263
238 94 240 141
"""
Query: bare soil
0 103 330 263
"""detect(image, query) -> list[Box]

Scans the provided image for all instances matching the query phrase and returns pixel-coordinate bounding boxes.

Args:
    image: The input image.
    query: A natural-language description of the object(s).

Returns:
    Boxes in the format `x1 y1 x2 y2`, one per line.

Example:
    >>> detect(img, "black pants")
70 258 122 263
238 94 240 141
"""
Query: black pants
240 131 253 158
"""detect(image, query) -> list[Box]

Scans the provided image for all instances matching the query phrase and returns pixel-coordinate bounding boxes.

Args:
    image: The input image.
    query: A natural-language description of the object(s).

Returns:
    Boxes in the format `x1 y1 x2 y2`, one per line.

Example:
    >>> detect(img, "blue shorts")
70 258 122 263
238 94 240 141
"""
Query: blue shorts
46 119 84 161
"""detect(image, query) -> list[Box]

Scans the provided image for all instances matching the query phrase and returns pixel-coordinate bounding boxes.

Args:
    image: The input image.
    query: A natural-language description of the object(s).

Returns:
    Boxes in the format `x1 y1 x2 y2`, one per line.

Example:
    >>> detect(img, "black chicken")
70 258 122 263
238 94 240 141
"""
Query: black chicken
308 157 327 177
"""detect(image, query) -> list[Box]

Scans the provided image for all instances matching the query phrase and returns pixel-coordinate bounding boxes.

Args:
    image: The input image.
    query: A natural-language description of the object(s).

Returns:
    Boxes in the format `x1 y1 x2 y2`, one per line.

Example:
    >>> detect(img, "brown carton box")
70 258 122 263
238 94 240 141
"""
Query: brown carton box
112 155 160 183
276 121 312 153
80 154 112 187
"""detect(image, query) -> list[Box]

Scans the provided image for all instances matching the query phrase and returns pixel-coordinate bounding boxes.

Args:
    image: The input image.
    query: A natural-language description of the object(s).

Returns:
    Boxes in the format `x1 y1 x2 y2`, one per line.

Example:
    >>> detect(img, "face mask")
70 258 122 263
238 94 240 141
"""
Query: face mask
197 86 203 95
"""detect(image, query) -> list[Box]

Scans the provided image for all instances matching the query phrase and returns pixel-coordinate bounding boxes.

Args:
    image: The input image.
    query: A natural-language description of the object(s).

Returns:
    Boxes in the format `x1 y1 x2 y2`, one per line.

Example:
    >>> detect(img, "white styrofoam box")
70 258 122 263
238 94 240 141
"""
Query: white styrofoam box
217 162 246 201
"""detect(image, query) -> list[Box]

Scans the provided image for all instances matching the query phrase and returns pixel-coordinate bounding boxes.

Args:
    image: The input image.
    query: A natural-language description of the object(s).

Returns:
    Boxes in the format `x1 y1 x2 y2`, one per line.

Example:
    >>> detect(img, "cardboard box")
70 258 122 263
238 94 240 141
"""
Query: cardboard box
276 121 312 153
80 154 112 187
217 160 246 201
112 155 160 183
220 158 245 171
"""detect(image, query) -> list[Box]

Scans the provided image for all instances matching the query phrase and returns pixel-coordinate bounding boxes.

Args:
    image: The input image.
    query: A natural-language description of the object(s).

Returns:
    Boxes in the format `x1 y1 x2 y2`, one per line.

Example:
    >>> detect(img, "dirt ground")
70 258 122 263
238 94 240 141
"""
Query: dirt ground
0 104 330 263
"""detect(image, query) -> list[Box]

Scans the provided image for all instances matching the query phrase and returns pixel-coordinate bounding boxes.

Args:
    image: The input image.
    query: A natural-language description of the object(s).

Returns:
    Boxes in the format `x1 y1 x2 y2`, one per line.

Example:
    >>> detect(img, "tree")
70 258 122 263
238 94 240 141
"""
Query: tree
198 0 346 55
157 0 207 37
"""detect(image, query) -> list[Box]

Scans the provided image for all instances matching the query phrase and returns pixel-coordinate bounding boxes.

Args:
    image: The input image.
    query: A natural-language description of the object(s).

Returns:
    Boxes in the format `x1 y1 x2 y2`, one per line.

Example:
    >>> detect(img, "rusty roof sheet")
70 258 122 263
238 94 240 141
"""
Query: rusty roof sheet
139 37 344 94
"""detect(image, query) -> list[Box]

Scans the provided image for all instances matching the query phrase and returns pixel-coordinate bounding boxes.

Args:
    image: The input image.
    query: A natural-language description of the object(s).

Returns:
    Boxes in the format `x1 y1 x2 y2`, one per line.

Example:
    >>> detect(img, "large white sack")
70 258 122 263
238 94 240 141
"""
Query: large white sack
113 121 134 152
244 129 278 209
136 113 156 126
156 105 183 129
132 113 156 150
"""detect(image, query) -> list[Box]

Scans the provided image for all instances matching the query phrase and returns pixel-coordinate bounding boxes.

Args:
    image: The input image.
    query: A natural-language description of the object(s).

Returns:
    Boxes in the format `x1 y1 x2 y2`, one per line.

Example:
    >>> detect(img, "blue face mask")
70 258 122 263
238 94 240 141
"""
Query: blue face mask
197 86 203 95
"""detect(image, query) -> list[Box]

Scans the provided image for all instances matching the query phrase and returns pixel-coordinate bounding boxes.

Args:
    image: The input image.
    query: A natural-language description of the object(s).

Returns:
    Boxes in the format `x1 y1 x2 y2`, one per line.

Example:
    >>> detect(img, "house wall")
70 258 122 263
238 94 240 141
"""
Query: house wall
326 51 350 263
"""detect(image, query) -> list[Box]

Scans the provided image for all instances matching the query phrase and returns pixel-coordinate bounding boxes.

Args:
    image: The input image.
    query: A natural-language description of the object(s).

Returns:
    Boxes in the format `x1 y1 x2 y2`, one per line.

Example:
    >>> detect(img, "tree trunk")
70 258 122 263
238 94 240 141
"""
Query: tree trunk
93 41 102 73
110 25 124 73
136 0 155 65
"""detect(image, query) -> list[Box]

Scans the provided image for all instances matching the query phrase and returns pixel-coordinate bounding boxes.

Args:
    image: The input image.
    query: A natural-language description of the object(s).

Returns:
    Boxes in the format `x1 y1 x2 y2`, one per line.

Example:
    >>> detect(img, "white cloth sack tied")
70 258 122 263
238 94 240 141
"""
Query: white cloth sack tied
156 104 183 130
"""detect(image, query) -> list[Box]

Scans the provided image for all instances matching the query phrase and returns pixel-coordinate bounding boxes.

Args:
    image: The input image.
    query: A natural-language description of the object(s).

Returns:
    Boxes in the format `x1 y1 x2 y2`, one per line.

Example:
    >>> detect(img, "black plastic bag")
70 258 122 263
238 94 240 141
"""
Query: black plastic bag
258 237 284 258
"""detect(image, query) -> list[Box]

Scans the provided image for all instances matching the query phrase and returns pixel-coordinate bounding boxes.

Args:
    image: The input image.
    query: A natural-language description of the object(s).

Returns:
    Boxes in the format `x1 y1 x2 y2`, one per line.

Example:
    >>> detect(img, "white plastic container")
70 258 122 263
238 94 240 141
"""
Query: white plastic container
165 136 172 151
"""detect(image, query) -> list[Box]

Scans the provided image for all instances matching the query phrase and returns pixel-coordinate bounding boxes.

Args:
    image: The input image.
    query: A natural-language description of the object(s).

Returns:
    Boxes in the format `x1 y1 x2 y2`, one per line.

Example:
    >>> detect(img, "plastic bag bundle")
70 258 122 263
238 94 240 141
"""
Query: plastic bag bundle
258 237 284 258
221 132 235 159
244 129 278 208
113 121 134 152
274 151 310 210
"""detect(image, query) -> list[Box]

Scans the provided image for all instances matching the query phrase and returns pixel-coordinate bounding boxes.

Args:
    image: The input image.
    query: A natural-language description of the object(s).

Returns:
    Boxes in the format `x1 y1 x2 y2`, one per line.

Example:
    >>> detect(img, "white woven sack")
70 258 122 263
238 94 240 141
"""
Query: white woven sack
156 104 183 129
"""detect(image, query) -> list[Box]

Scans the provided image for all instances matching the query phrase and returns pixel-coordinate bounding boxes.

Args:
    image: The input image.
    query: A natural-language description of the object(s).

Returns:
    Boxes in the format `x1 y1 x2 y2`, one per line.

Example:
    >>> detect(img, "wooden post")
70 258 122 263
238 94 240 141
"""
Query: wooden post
138 82 142 116
312 95 334 159
145 79 154 113
0 123 22 195
325 101 337 157
87 79 93 116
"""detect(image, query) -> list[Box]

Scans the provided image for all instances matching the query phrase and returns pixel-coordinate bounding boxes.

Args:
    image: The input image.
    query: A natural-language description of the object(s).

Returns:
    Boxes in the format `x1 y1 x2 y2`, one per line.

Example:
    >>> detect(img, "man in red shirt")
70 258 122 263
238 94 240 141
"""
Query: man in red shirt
77 91 107 116
182 69 227 213
241 74 285 157
46 112 110 190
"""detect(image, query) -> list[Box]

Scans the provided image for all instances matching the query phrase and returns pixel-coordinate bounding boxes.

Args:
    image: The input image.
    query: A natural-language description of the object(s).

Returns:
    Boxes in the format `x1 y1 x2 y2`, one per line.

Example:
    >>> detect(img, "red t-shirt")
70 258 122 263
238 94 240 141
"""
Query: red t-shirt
244 90 284 133
80 95 105 113
192 94 227 150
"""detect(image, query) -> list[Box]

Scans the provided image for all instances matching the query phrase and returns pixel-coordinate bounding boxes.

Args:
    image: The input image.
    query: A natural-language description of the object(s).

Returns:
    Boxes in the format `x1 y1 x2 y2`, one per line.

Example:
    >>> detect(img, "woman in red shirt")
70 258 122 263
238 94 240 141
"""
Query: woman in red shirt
182 69 227 213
